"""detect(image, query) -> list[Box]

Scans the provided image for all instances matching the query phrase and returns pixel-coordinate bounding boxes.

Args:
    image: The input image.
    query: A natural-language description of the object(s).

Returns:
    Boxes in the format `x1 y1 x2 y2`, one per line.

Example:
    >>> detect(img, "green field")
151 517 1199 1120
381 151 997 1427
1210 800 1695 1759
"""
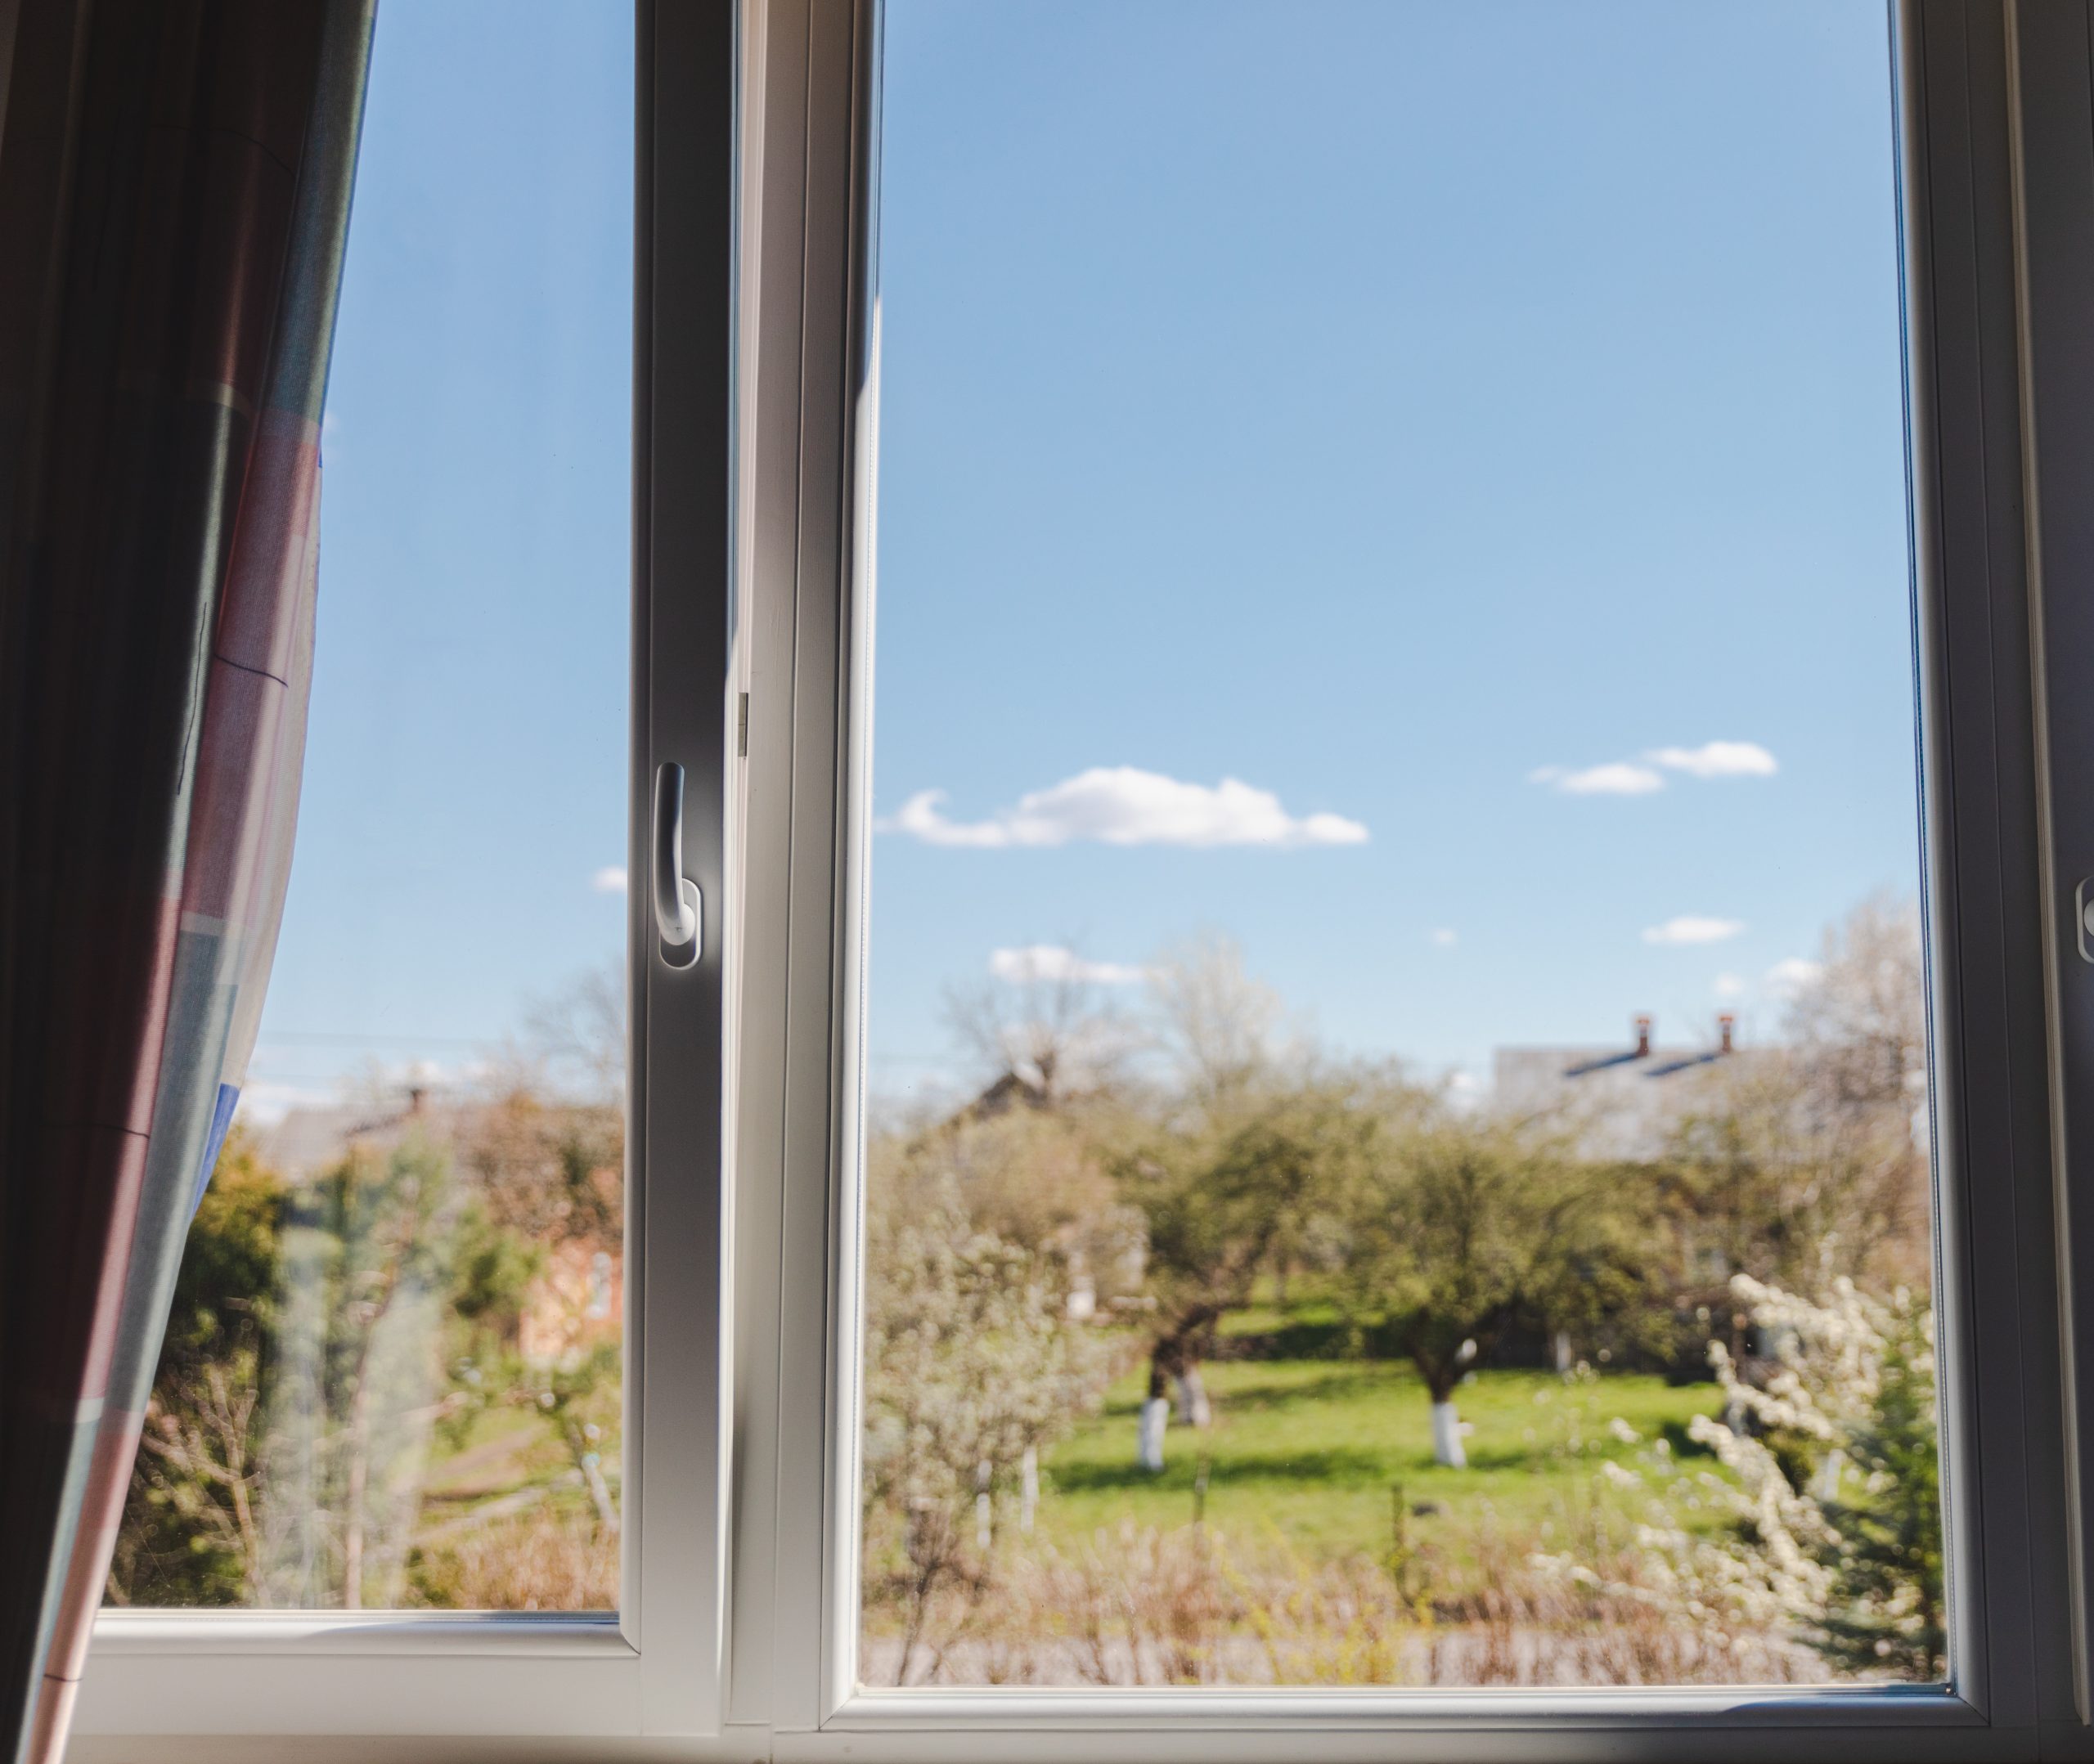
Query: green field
1031 1359 1727 1567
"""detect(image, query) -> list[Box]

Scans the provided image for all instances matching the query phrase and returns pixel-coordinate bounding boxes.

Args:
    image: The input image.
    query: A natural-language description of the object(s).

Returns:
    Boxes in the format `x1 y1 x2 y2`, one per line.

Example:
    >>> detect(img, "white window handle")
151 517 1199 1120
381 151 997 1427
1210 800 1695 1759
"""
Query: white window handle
653 761 702 967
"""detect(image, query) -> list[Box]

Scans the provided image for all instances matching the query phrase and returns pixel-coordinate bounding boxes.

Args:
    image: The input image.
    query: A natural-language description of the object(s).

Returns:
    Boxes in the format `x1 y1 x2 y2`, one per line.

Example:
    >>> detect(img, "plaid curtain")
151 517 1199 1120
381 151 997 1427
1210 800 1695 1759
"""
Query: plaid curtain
0 3 373 1759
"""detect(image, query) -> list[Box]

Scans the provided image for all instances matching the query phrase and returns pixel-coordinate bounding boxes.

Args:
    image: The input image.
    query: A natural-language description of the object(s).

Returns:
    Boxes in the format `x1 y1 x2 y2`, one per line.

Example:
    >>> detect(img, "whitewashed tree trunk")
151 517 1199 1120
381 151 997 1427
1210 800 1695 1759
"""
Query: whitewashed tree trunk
1020 1445 1038 1532
1553 1330 1573 1374
1431 1398 1467 1469
1138 1395 1169 1471
1813 1445 1846 1503
582 1451 619 1534
975 1459 992 1551
1174 1367 1212 1428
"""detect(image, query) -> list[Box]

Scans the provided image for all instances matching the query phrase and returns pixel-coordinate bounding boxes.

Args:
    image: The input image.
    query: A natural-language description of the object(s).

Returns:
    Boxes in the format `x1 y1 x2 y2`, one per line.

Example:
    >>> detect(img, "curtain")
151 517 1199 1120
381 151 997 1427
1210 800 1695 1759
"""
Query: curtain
0 3 373 1760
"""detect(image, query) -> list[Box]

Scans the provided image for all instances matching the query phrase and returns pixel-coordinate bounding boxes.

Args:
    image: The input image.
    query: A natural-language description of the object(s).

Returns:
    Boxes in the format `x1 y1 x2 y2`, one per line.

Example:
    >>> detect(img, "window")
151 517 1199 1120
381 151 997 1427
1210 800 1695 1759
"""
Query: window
851 0 1938 1691
71 0 2094 1757
79 0 729 1741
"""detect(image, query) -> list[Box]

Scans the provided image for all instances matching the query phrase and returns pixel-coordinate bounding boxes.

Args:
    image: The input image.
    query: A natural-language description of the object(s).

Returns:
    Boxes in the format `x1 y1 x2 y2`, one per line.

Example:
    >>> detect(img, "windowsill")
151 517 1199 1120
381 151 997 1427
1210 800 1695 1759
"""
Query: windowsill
89 1609 633 1657
825 1683 1976 1730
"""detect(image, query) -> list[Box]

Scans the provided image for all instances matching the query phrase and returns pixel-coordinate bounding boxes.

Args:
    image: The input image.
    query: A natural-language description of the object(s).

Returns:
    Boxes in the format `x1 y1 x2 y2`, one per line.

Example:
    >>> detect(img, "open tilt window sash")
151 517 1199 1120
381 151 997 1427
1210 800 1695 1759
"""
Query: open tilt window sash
74 0 735 1748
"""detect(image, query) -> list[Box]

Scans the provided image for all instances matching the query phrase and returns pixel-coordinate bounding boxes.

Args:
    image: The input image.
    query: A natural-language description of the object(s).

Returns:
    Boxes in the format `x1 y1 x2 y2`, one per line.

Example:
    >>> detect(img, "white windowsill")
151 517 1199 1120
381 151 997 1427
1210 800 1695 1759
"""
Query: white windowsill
824 1684 1978 1729
90 1609 635 1657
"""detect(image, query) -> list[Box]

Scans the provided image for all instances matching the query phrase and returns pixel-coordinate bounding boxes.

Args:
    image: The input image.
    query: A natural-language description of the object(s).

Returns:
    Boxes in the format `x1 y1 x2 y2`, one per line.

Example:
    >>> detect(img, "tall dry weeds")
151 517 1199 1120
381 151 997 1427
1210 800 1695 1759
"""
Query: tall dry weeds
411 1503 617 1611
861 1518 1815 1687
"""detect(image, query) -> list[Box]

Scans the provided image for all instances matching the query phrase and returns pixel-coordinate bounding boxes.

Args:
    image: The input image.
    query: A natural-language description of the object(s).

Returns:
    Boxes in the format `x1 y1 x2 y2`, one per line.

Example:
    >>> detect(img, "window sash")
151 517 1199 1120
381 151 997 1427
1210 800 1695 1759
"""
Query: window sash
76 0 736 1744
755 0 2081 1748
2007 0 2094 1729
70 2 2094 1758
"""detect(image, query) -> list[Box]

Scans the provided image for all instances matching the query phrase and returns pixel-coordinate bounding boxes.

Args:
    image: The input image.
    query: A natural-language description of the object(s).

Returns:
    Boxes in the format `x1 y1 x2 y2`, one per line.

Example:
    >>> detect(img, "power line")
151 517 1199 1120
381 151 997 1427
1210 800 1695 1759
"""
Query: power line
260 1030 492 1048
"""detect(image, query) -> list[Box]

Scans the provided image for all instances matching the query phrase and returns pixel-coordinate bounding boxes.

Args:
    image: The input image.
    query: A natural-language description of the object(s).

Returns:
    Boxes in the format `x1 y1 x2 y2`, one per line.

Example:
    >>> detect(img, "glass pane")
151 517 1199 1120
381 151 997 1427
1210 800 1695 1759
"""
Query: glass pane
107 2 632 1613
857 0 1939 1687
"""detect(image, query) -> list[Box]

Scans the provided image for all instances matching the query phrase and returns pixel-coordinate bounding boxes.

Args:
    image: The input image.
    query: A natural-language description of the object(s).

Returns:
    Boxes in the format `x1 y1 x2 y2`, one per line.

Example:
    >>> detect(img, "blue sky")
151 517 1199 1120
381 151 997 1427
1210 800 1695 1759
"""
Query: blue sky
245 0 1917 1121
242 2 631 1118
866 0 1917 1100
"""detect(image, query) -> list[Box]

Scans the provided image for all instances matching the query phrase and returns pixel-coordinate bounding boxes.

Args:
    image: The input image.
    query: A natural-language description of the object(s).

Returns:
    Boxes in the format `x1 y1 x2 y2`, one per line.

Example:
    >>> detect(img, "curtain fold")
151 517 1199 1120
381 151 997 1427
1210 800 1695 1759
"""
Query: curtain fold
0 4 372 1760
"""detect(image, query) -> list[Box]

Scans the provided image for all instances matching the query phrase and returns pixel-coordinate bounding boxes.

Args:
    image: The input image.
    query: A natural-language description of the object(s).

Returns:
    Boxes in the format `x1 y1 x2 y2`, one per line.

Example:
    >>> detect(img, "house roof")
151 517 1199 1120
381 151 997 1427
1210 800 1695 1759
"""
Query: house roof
1492 1029 1769 1161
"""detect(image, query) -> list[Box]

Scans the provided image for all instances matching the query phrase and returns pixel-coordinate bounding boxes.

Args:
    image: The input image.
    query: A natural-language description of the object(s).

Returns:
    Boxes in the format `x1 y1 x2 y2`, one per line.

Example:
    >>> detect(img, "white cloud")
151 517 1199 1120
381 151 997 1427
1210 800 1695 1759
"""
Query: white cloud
1643 915 1746 945
1431 928 1458 948
1714 972 1747 1000
1765 956 1825 998
592 865 627 894
1531 740 1777 797
990 945 1148 985
1647 740 1778 779
1530 761 1665 796
883 767 1368 850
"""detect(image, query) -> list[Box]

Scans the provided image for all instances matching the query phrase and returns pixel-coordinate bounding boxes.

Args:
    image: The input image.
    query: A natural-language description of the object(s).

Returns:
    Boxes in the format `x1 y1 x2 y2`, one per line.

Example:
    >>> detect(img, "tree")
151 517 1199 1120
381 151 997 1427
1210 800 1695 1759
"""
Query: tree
1663 895 1931 1299
860 1174 1113 1682
523 959 627 1106
112 1129 485 1609
874 1103 1147 1323
115 1037 633 1614
270 1135 461 1608
1148 933 1289 1107
1119 1079 1378 1466
1813 1296 1943 1677
1557 1276 1944 1680
452 992 629 1548
461 1083 622 1250
109 1131 285 1605
1786 893 1926 1120
1349 1115 1654 1467
1107 936 1332 1467
944 950 1139 1110
1117 1121 1257 1463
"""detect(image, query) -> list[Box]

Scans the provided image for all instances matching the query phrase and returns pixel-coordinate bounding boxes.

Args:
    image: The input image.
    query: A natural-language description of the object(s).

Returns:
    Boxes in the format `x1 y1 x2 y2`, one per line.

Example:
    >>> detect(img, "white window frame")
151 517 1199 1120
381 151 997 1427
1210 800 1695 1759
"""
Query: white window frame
66 2 2094 1760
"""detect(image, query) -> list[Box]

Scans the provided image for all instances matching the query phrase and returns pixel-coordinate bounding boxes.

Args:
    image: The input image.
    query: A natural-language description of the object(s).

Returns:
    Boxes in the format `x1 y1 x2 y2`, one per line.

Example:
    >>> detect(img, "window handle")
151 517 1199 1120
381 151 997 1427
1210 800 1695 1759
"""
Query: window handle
653 761 702 968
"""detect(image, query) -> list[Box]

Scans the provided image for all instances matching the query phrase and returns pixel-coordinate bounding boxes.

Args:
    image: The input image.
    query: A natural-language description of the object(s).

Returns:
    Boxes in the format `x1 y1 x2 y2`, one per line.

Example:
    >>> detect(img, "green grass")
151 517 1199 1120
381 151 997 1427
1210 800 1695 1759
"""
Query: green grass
1032 1361 1725 1565
1216 1299 1347 1336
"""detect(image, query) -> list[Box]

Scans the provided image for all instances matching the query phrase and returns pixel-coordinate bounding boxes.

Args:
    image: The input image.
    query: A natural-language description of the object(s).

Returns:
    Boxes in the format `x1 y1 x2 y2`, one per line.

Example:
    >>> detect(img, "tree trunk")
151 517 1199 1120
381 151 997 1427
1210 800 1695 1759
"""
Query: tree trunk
1408 1313 1503 1471
1173 1366 1211 1428
342 1365 371 1608
582 1453 619 1534
1143 1315 1218 1470
1139 1353 1171 1471
1430 1398 1467 1470
1138 1396 1169 1471
1414 1344 1469 1470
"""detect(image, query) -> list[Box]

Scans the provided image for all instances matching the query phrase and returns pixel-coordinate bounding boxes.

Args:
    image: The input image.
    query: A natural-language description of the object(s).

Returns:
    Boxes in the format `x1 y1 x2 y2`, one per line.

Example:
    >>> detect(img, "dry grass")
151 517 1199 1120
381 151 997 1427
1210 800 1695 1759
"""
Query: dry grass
410 1504 618 1611
862 1519 1817 1688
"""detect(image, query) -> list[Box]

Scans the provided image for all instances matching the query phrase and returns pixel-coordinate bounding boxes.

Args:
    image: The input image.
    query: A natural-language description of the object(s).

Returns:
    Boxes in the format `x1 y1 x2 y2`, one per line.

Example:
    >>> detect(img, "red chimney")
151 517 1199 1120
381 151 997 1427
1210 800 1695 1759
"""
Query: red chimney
1717 1013 1736 1055
1633 1014 1652 1058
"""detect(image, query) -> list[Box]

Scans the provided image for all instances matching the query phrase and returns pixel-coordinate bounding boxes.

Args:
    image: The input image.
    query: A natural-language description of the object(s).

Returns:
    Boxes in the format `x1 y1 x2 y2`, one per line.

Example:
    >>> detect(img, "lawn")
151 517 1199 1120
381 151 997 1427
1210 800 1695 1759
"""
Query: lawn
1031 1359 1727 1568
